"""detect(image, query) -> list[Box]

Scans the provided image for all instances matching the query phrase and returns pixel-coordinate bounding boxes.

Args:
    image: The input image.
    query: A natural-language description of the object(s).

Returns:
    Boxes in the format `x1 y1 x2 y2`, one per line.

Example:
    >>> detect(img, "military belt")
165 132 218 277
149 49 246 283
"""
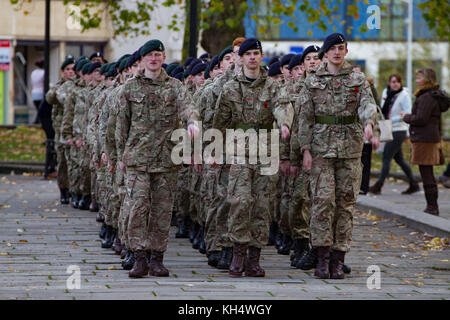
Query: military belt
232 122 273 132
315 115 358 125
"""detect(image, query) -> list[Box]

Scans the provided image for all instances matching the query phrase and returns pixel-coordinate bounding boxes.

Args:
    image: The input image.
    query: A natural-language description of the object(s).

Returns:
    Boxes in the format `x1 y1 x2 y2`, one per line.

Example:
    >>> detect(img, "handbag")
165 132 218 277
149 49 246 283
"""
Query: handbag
376 105 393 142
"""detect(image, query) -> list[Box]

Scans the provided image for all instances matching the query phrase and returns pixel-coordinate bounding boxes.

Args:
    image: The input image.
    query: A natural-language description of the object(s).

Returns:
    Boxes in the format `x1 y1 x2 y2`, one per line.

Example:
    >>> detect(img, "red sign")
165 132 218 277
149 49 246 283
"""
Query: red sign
0 40 11 71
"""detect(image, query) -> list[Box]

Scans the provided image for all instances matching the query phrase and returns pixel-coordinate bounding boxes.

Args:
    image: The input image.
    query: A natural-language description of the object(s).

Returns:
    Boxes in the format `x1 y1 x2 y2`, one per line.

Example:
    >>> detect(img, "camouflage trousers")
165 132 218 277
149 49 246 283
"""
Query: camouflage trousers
105 166 122 230
68 144 90 195
55 138 69 190
227 164 278 248
90 163 98 202
124 169 177 252
204 164 231 252
278 174 291 236
189 167 203 224
309 155 362 252
288 170 311 240
95 165 108 219
175 166 191 223
116 168 128 245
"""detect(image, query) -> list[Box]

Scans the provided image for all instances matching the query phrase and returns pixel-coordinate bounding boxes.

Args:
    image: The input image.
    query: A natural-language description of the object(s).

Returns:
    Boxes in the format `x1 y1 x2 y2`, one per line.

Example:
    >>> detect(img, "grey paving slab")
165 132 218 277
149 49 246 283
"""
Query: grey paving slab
0 174 449 300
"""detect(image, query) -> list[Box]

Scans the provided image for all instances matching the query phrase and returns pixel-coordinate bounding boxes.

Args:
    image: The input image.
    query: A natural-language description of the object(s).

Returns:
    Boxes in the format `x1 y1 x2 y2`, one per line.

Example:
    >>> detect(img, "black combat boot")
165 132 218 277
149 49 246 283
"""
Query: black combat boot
217 247 233 269
60 188 70 205
78 194 91 210
176 216 191 238
148 251 169 277
290 238 310 267
89 198 99 212
192 224 204 250
99 222 107 239
171 211 177 227
267 222 279 246
71 194 81 209
277 234 293 255
207 250 221 267
274 229 283 250
245 246 265 277
122 251 135 270
295 247 318 270
101 225 115 248
189 222 200 243
96 212 104 223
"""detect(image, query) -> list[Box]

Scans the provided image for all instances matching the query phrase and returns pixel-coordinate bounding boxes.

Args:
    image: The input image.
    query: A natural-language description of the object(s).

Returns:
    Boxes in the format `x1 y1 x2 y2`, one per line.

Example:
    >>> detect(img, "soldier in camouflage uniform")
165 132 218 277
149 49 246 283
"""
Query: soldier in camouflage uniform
45 56 75 204
115 40 199 278
61 58 90 208
213 38 294 277
198 43 243 269
298 33 377 279
85 62 105 212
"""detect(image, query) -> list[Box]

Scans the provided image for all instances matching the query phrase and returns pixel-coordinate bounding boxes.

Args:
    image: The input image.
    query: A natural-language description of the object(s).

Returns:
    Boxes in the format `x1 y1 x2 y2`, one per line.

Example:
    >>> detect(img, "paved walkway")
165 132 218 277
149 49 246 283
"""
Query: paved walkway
363 178 450 221
0 174 449 300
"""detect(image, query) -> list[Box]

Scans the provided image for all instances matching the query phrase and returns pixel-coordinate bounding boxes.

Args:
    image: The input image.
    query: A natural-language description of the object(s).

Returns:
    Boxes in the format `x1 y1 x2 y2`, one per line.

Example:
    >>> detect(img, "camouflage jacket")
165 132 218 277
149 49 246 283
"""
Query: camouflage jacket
104 83 122 164
87 82 108 161
45 78 65 140
213 66 294 161
115 69 199 172
298 61 377 159
288 75 306 166
61 78 86 142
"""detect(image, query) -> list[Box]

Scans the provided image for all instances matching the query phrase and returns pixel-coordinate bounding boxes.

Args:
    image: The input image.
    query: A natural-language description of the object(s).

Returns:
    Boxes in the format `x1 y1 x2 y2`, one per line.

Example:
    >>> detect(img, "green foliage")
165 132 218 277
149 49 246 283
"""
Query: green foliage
418 0 450 41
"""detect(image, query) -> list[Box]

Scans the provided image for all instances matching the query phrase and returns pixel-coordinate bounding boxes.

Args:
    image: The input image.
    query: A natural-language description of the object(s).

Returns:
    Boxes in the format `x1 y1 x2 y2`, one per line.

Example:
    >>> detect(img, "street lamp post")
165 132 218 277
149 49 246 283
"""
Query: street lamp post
44 0 50 94
404 0 413 96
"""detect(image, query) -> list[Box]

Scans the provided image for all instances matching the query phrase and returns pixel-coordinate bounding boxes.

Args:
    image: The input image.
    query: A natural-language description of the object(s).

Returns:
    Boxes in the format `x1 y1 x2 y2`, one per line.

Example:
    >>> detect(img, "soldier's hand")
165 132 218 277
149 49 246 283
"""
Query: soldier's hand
107 161 115 173
302 150 312 171
101 153 108 164
364 124 373 141
290 165 300 179
76 139 82 148
371 136 380 150
188 123 199 139
281 125 290 140
119 161 126 173
279 160 291 177
67 138 73 146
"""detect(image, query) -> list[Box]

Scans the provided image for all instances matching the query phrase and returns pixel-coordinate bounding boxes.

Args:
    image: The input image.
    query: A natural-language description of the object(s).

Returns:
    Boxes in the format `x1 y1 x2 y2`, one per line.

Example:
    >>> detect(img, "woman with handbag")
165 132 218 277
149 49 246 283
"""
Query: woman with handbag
369 74 418 195
401 68 447 215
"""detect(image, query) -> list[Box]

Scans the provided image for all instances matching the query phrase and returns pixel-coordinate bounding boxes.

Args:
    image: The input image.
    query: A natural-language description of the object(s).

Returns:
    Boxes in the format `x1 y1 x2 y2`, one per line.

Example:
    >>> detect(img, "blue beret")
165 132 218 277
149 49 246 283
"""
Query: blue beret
301 45 321 64
87 62 102 74
89 52 104 60
171 66 184 77
268 56 279 67
74 59 89 72
81 62 92 75
166 63 180 76
287 54 303 70
140 40 165 57
162 63 168 70
268 61 282 77
219 46 233 62
190 63 207 76
319 33 346 59
183 57 195 68
238 38 262 56
99 63 110 75
118 58 130 73
200 53 211 60
173 71 184 82
188 58 202 71
61 57 75 70
209 55 220 71
280 53 295 67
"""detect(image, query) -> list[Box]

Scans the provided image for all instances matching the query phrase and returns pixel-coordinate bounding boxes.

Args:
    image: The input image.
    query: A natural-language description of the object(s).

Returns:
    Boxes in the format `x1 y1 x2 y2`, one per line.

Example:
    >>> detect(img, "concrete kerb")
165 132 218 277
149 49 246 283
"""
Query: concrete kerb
357 195 450 238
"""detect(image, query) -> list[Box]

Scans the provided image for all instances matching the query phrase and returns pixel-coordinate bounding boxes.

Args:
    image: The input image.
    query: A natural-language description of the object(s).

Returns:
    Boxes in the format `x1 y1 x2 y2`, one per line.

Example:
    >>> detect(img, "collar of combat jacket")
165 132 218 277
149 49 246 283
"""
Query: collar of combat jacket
234 66 268 88
136 68 170 86
314 60 353 77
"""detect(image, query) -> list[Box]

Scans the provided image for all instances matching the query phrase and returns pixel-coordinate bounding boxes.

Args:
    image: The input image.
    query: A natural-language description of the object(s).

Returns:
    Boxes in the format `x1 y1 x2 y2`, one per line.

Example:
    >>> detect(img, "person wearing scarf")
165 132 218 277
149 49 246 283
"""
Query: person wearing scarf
369 74 417 195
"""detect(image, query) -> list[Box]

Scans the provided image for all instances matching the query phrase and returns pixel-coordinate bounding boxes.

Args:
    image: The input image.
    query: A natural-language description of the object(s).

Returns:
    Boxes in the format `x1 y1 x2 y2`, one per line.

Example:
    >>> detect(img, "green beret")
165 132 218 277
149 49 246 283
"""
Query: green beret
74 59 89 72
219 46 233 62
61 57 75 70
119 58 130 73
81 62 91 75
99 63 110 75
166 63 180 77
140 40 165 57
108 62 118 72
